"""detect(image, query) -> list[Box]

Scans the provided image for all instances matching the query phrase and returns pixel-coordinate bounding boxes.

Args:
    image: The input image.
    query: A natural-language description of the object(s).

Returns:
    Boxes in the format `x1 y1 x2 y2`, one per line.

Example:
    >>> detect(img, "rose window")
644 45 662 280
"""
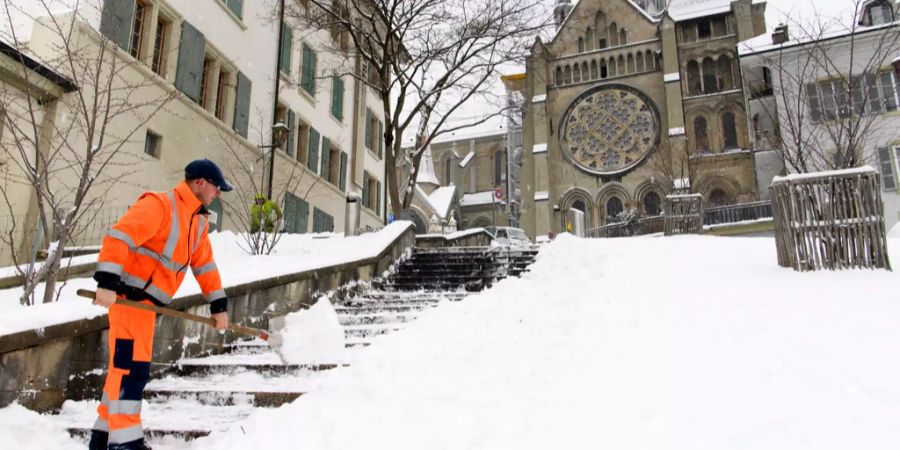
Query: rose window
560 85 660 175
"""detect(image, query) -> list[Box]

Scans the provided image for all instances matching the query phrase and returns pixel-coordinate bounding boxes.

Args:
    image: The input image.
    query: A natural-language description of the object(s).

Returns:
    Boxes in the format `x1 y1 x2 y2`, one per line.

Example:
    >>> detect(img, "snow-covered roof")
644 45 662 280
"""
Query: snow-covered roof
460 190 502 207
459 151 476 168
739 19 900 56
416 144 440 185
428 186 457 219
431 114 508 145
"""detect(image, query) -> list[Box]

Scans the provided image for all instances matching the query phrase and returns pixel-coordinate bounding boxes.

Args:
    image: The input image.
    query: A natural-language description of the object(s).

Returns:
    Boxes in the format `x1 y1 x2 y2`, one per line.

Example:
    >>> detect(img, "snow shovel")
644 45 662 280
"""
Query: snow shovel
76 289 283 347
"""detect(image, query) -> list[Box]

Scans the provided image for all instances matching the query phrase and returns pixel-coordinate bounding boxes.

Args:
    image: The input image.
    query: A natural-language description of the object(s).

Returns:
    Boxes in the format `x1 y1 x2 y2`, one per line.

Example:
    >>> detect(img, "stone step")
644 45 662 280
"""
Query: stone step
338 313 417 326
340 297 442 307
374 281 487 292
335 304 432 314
68 427 210 443
144 390 303 407
172 362 342 377
344 326 401 339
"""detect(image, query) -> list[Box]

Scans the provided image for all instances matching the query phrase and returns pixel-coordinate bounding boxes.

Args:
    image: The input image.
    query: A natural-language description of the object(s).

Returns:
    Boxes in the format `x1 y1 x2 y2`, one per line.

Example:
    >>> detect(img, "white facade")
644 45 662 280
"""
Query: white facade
739 3 900 230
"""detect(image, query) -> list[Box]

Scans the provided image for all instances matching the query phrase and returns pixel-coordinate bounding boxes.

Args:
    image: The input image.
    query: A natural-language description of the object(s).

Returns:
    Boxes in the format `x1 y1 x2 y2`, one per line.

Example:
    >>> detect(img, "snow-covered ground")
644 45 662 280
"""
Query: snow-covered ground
4 234 900 449
0 223 410 336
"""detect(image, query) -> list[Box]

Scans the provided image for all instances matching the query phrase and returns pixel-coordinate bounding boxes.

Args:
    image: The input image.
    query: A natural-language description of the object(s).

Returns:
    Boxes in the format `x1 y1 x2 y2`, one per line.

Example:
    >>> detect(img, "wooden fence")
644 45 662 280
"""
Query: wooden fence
770 168 891 271
664 194 703 236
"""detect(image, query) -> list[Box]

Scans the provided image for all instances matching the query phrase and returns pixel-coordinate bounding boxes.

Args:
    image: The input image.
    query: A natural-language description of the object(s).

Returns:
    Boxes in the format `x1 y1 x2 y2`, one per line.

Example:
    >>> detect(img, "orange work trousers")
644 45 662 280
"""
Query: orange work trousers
89 299 156 450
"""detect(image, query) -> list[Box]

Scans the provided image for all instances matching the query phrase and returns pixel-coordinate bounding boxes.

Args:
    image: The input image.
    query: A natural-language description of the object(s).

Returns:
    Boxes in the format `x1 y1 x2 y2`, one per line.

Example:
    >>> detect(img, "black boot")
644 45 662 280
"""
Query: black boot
87 430 107 450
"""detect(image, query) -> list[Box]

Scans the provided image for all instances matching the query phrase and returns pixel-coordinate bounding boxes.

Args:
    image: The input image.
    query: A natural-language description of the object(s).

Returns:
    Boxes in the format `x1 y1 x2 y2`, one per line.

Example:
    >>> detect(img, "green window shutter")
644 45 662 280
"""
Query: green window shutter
227 0 243 18
100 0 134 51
301 44 316 95
208 198 224 232
321 137 331 182
362 171 370 208
339 152 347 191
878 146 897 191
286 110 296 157
364 109 372 149
279 25 292 74
313 207 334 232
175 21 206 102
233 71 252 138
331 77 343 121
308 127 319 173
376 180 382 215
377 121 383 158
283 192 309 234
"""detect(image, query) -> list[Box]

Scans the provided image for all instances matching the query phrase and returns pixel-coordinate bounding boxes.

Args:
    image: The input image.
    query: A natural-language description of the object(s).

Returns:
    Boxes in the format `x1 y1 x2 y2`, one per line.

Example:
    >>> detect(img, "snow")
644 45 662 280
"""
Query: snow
459 151 476 168
533 191 549 201
427 186 457 219
667 0 765 21
532 143 547 154
460 190 499 207
0 253 98 279
280 296 346 364
0 223 413 336
772 165 877 183
5 234 900 449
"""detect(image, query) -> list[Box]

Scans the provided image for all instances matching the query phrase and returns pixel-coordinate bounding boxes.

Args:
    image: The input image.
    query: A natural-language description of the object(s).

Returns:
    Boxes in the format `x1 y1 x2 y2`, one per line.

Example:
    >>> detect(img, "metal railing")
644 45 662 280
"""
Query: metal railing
585 200 774 238
704 200 772 226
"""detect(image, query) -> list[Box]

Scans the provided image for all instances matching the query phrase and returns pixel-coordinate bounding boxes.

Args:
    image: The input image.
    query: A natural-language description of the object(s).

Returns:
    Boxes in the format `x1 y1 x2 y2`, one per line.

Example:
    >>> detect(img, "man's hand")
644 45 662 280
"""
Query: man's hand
211 312 228 331
93 288 117 308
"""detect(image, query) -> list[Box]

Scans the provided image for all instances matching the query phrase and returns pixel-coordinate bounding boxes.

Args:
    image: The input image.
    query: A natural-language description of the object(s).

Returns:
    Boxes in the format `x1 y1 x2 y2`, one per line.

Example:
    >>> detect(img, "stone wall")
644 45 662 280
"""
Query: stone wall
415 230 494 248
0 223 415 412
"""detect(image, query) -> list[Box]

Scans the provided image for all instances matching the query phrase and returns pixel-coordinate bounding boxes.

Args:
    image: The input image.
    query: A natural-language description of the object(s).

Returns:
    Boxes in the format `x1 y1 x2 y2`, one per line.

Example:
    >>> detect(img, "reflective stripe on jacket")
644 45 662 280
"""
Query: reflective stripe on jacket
94 181 227 313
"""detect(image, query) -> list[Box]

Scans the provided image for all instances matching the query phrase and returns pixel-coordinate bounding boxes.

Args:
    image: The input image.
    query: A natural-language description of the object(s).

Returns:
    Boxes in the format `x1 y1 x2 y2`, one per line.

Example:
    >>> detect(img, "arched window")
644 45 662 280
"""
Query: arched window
564 65 572 84
595 12 608 48
702 57 717 93
682 23 696 42
687 61 702 95
698 19 711 39
556 67 563 85
494 149 505 186
591 60 599 79
627 54 635 73
606 197 624 222
572 199 587 213
722 112 738 149
600 59 608 78
867 0 894 25
709 189 729 206
717 55 734 90
609 22 619 46
583 62 589 79
694 116 709 153
618 55 625 74
573 64 581 83
586 28 594 51
577 37 585 53
636 52 645 72
643 191 661 216
646 50 654 70
619 29 627 45
608 57 617 77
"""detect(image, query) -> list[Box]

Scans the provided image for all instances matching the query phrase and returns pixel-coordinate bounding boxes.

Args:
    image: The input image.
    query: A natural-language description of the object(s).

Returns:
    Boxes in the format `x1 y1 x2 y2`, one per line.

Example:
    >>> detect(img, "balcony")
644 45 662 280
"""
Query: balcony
551 39 662 88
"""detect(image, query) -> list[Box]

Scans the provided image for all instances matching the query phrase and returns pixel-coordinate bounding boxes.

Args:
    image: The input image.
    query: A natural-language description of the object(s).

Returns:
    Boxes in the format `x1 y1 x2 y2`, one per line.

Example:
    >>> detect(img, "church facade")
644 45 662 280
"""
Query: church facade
520 0 767 238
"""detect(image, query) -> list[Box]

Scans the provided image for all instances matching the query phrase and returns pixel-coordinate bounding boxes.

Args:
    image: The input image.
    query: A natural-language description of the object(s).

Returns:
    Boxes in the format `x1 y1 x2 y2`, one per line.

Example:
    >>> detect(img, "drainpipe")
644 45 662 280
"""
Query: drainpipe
268 0 286 200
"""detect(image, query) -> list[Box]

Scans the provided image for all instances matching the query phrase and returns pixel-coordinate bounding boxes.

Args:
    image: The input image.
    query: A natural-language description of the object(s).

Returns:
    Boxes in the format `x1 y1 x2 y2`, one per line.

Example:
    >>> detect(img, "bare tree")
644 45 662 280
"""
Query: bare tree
215 113 322 255
284 0 550 217
0 1 177 304
749 0 900 173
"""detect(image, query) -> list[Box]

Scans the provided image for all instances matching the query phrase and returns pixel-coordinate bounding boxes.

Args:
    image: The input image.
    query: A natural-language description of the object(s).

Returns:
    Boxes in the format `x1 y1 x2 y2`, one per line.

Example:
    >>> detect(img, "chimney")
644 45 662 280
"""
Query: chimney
772 24 789 45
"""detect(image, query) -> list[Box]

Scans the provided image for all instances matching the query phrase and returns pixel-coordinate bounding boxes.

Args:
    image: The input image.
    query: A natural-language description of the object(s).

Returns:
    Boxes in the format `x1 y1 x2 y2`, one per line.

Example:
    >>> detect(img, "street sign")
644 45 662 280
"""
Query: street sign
494 187 503 200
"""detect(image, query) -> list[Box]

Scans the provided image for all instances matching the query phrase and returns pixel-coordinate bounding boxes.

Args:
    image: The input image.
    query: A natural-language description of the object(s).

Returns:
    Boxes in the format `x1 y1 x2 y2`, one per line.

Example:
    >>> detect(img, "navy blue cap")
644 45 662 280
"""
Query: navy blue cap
184 159 233 192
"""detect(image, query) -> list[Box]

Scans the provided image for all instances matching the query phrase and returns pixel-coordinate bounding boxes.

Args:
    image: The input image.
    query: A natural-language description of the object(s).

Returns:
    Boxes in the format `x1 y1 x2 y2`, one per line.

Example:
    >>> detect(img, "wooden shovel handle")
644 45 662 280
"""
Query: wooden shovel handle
76 289 269 340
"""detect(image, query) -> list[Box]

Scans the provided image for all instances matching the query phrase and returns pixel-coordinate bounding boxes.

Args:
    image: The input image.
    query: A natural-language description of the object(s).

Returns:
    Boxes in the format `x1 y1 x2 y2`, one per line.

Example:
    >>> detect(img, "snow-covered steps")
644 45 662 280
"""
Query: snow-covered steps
338 312 418 326
343 324 403 339
144 390 303 407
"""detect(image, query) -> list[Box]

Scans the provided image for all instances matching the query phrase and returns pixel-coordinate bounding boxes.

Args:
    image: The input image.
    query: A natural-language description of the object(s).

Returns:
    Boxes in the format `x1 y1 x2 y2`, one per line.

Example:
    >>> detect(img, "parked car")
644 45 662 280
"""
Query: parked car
485 226 532 247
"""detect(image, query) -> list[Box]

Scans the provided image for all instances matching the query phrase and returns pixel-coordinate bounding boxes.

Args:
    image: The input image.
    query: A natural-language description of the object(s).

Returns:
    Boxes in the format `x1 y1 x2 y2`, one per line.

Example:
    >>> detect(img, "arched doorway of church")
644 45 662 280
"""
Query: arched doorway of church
708 189 731 207
606 197 624 223
398 209 428 234
643 191 661 216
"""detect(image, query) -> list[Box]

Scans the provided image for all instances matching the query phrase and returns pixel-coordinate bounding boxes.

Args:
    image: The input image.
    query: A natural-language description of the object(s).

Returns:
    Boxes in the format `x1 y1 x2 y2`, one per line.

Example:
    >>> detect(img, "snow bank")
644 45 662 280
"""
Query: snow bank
280 296 346 364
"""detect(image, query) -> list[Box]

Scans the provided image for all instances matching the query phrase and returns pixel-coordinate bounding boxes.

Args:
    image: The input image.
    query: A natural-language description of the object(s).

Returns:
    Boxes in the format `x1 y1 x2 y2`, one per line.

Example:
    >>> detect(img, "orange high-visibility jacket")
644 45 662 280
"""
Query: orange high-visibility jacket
94 181 227 313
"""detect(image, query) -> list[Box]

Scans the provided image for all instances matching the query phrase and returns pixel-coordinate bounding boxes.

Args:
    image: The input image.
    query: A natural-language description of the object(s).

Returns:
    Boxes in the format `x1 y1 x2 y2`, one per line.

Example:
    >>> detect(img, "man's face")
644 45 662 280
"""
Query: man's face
192 179 220 207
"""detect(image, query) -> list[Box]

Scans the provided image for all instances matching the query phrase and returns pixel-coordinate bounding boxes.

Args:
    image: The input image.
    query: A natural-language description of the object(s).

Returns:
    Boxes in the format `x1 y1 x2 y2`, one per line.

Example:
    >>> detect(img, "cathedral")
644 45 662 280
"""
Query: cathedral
520 0 768 237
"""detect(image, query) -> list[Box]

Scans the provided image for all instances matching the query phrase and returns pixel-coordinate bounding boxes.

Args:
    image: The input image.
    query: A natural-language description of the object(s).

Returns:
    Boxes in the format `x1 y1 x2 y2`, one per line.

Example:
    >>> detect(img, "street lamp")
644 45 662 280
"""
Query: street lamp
262 121 290 199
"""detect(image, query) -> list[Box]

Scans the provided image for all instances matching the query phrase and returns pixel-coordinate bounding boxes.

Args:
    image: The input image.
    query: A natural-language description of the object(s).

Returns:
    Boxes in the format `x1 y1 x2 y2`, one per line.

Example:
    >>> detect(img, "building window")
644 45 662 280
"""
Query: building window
151 15 169 76
301 43 317 96
312 207 334 232
494 149 506 186
722 112 738 149
878 146 897 191
144 130 161 159
296 120 310 165
223 0 243 19
577 37 584 53
199 58 213 109
130 0 148 59
694 116 709 153
643 191 661 216
808 72 898 123
717 56 734 90
444 156 452 184
702 57 717 94
697 19 711 39
215 68 231 121
867 0 894 25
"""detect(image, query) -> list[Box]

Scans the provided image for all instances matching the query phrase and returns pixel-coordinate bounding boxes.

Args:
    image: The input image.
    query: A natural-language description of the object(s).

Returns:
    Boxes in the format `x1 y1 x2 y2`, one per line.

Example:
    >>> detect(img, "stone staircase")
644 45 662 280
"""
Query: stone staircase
60 245 538 445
